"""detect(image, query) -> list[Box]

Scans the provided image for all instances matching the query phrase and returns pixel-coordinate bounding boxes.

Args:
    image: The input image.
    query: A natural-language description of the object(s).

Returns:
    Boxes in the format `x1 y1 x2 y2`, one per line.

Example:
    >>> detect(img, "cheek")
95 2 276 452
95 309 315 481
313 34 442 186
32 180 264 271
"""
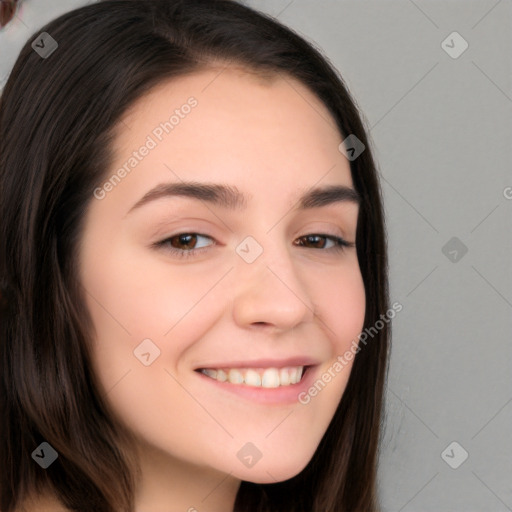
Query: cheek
300 260 366 410
80 240 232 388
86 251 223 335
314 260 366 353
79 243 235 451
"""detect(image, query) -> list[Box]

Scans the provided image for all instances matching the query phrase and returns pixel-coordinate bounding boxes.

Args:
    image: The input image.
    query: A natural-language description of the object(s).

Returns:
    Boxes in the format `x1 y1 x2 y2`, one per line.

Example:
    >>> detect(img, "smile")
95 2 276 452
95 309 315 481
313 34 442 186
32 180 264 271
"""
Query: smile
196 366 310 388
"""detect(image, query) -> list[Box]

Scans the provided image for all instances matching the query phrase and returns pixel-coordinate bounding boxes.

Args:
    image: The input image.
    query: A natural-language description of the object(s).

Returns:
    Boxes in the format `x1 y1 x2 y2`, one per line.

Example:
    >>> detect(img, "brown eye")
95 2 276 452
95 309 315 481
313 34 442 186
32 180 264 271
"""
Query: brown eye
0 0 19 28
169 233 200 250
296 234 330 249
294 233 354 253
154 233 215 259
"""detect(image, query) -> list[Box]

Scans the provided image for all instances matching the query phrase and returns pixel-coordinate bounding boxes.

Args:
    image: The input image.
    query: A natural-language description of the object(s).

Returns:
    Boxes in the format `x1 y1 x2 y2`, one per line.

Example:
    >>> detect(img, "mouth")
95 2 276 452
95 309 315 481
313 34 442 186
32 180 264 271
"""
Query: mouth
194 365 313 388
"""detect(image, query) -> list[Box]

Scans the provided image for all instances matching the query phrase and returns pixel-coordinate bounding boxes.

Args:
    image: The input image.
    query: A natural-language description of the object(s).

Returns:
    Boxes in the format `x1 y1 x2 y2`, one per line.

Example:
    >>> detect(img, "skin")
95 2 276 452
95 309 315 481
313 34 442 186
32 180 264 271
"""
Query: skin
71 67 365 512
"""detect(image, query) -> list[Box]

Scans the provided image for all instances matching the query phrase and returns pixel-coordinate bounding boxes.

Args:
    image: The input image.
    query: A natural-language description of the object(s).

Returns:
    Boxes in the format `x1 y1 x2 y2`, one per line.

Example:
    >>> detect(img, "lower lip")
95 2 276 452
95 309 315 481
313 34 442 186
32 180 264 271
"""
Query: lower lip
195 366 318 405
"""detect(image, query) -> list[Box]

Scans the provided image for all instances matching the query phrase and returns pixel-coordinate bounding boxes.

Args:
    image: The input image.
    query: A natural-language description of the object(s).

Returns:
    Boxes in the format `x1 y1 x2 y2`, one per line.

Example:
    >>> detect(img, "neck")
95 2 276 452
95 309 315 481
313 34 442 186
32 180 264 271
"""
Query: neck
134 440 241 512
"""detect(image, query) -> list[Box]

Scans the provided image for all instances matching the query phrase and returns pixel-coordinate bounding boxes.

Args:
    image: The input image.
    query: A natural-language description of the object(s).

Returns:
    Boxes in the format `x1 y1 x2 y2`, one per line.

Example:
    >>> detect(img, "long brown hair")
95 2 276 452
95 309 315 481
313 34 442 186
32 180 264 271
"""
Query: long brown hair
0 1 390 510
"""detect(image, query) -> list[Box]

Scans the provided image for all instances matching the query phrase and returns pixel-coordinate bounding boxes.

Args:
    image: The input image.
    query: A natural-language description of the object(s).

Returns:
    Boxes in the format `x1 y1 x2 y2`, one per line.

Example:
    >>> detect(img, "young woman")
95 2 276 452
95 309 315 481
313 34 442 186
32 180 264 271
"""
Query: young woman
0 1 391 510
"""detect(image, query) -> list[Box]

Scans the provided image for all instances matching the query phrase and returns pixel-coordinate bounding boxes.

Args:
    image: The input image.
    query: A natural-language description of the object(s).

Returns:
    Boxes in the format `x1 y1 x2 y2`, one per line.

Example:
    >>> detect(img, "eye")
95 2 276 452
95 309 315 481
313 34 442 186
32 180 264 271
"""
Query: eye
153 232 354 260
294 234 354 252
154 233 214 258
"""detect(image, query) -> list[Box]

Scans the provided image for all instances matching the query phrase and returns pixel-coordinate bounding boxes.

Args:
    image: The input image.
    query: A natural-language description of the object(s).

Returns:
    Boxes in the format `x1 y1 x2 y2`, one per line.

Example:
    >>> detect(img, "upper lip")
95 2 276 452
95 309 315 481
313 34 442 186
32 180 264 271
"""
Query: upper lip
194 357 320 370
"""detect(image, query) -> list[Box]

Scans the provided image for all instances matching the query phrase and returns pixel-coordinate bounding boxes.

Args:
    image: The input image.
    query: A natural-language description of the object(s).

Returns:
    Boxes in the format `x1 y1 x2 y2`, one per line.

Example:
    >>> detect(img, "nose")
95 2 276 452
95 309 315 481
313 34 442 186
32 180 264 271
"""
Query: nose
231 242 314 332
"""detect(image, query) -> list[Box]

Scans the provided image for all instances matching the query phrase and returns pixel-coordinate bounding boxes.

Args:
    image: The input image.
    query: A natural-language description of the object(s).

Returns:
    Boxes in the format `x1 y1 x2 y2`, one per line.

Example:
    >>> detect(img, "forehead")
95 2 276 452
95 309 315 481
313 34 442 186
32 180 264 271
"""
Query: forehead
117 66 343 155
103 66 354 213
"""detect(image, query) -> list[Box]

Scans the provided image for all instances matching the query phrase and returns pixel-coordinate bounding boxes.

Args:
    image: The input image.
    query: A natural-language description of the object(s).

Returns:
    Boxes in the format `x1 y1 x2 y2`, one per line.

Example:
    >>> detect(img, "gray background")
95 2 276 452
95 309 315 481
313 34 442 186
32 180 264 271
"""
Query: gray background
1 1 511 511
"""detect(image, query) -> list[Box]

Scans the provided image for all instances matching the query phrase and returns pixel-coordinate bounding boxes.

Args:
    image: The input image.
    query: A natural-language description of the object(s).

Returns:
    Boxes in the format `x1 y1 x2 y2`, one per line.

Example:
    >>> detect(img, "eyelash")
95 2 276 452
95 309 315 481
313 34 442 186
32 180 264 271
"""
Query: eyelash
153 232 355 259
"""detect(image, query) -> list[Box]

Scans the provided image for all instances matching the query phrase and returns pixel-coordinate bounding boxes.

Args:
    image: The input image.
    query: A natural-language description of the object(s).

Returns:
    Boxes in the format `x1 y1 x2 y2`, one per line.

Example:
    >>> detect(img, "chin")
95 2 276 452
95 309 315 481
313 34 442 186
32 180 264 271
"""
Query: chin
235 453 313 484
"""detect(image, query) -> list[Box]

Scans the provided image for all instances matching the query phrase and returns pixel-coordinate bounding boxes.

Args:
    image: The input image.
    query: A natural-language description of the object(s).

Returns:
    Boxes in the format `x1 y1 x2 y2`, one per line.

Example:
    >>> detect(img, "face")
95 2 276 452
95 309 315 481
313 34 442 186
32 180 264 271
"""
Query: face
79 67 365 486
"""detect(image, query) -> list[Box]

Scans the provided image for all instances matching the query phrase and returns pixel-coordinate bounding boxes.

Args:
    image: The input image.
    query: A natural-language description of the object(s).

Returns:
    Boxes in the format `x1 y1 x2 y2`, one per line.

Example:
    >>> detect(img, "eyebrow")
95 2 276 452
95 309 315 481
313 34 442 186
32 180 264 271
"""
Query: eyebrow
126 181 360 215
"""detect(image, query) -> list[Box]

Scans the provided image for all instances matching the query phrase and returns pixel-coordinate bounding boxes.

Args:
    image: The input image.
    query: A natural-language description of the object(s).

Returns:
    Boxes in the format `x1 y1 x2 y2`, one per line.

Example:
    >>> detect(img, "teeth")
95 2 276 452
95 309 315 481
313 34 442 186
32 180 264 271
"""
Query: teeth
201 369 218 379
244 369 262 386
261 368 280 388
199 366 305 387
279 367 290 386
228 369 244 384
